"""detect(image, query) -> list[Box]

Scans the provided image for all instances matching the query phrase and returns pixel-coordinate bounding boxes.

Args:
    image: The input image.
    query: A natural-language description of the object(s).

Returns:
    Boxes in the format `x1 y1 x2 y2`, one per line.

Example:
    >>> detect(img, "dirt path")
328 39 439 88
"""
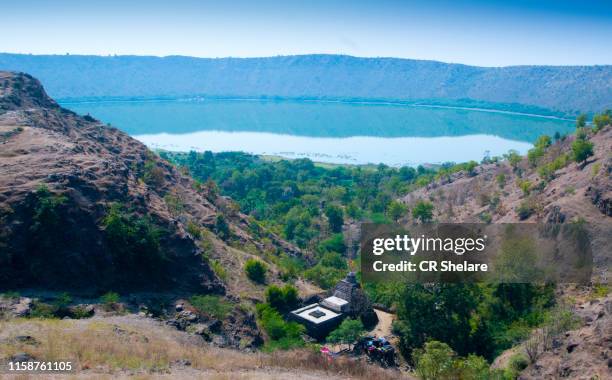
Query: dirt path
369 308 395 339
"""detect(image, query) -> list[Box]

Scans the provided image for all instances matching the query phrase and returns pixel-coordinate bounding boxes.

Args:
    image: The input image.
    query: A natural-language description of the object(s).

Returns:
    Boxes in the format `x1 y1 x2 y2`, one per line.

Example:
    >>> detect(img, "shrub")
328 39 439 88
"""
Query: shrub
479 212 492 224
386 200 408 222
210 259 228 281
142 159 165 188
29 301 58 319
412 200 434 223
244 258 267 284
54 292 72 315
100 291 120 311
505 150 522 169
317 233 346 254
325 204 344 233
186 221 202 239
593 112 611 132
571 139 594 165
265 284 299 313
591 162 602 178
517 179 532 196
496 173 506 189
256 303 305 351
527 135 551 167
413 340 457 380
320 252 347 270
304 264 345 289
327 318 365 349
102 204 165 272
70 305 94 319
456 354 490 380
164 193 184 216
516 201 535 220
190 295 232 319
277 255 306 280
509 352 529 372
214 214 231 240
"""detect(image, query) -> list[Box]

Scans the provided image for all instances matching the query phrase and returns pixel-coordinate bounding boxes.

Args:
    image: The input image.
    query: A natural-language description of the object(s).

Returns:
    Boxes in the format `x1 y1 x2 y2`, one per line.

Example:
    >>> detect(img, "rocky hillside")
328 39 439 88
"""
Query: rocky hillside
400 122 611 379
402 124 611 280
0 71 302 295
1 53 610 114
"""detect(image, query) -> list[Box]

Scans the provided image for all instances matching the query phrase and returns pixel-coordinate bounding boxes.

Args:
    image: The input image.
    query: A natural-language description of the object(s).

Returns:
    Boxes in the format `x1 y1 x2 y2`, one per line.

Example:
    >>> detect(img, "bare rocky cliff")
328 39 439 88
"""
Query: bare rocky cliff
0 71 301 294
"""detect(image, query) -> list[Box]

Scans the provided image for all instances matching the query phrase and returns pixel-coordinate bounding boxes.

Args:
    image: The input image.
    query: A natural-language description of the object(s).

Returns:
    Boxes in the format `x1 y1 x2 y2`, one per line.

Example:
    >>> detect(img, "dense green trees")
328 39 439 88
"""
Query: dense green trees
393 283 555 362
163 151 441 252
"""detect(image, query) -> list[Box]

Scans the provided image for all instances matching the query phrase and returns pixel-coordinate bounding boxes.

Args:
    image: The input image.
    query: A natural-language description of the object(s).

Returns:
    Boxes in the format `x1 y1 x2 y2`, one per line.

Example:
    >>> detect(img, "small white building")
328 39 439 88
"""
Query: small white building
290 303 344 339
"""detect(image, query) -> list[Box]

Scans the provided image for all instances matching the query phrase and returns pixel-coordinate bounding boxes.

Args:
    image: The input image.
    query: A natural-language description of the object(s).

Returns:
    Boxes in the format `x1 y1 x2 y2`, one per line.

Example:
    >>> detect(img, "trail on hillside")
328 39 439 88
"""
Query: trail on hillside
369 309 395 339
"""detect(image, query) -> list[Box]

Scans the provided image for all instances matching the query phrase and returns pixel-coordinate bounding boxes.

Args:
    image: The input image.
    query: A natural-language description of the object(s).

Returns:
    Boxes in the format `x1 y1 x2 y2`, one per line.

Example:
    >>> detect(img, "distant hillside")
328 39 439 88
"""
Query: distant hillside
1 53 610 114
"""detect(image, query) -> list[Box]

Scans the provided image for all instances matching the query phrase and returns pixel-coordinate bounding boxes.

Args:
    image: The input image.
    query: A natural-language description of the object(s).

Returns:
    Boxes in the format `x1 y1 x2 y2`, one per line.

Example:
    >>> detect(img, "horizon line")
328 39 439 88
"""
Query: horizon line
2 51 611 69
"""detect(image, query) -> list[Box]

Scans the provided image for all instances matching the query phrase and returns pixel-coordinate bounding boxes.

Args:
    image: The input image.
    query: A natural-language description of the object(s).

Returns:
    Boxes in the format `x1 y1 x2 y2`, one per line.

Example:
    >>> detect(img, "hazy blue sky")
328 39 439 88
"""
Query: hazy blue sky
1 0 611 66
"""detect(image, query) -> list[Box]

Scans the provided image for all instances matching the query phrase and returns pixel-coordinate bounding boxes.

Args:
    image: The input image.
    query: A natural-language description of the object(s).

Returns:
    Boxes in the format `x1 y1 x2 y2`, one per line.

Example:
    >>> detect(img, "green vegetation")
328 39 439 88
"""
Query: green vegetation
265 284 299 314
386 200 408 222
142 152 165 188
0 291 20 300
391 283 554 363
190 295 233 319
527 135 551 167
256 303 305 351
209 259 228 281
496 173 506 189
516 200 535 220
102 204 166 273
100 291 120 311
304 233 347 288
413 341 494 380
504 150 522 170
517 179 532 197
537 153 570 182
214 214 231 240
161 151 443 253
327 318 365 349
592 110 611 132
575 113 587 129
412 200 434 223
26 185 68 264
159 122 600 363
325 204 344 233
163 192 184 216
571 138 594 166
244 258 267 284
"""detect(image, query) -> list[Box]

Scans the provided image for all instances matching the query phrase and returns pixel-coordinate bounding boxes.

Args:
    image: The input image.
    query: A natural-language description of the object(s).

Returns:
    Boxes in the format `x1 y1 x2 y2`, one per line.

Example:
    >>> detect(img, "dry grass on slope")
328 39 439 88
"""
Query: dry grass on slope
0 316 405 379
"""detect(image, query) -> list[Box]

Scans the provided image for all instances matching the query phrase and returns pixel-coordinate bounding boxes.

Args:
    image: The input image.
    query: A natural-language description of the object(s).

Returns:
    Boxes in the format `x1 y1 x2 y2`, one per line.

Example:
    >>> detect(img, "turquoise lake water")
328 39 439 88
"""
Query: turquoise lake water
62 98 574 166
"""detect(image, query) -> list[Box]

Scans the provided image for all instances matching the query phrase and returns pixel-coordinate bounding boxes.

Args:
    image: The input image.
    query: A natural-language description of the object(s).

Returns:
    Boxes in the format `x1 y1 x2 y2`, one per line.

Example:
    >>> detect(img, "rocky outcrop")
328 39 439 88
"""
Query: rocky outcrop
0 71 298 294
520 296 611 379
168 300 262 350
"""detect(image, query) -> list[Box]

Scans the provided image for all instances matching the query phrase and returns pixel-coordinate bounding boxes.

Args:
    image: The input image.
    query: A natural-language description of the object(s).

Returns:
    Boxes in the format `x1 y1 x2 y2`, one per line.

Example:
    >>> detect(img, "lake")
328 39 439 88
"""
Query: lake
62 98 574 166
